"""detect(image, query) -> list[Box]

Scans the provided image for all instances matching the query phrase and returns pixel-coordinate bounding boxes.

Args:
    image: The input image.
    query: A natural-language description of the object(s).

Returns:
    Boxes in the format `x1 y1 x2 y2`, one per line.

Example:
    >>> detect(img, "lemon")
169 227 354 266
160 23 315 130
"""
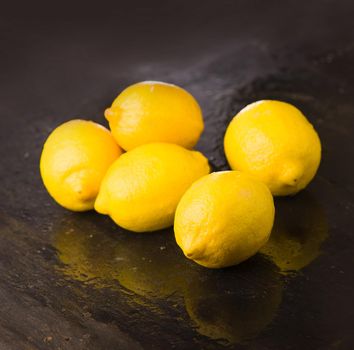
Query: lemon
224 100 321 196
174 171 274 268
104 81 204 150
95 142 210 232
40 120 122 211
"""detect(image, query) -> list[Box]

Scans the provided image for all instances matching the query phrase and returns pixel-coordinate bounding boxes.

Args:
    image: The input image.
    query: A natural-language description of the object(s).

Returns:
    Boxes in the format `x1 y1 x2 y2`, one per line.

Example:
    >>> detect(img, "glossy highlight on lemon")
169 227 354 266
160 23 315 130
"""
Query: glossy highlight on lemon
105 81 204 150
224 100 321 196
95 142 210 232
174 171 275 268
40 120 122 211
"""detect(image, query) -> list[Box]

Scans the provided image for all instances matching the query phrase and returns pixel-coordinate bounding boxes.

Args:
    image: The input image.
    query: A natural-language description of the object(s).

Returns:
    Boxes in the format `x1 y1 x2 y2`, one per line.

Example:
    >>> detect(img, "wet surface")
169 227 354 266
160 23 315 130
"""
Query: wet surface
1 1 354 349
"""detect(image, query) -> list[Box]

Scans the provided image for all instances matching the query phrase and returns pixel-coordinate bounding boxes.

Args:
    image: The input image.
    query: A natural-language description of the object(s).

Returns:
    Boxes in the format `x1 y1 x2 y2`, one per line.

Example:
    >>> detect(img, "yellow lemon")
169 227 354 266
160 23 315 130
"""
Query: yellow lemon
95 142 210 232
104 81 204 150
40 120 122 211
224 100 321 196
174 171 275 268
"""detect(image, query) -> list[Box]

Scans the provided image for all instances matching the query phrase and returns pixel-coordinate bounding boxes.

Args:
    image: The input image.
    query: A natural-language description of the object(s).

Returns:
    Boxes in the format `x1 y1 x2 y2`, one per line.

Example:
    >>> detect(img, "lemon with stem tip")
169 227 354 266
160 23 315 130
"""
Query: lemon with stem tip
224 100 321 196
40 119 122 211
105 81 204 150
174 171 275 268
95 142 210 232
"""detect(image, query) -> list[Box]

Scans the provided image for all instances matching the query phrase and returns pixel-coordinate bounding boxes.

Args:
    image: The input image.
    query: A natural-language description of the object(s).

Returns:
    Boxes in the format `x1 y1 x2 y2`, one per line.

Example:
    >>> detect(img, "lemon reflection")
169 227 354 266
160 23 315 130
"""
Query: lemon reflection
113 236 197 298
260 191 328 272
183 259 282 344
54 214 197 297
54 215 283 344
54 215 120 286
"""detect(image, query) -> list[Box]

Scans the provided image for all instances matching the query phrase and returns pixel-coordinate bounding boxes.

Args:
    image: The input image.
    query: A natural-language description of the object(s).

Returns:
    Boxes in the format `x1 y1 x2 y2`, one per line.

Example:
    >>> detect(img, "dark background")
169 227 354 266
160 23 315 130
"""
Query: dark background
1 1 354 349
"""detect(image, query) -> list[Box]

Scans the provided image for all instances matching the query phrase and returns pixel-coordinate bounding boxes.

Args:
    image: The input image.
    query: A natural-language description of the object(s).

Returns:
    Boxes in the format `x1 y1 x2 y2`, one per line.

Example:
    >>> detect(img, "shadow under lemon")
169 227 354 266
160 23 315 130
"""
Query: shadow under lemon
260 191 328 273
53 214 198 298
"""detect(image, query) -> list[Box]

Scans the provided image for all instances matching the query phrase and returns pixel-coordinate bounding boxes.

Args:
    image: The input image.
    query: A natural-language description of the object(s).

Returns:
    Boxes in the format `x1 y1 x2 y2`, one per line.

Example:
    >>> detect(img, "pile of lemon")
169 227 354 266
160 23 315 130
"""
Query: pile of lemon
40 81 321 269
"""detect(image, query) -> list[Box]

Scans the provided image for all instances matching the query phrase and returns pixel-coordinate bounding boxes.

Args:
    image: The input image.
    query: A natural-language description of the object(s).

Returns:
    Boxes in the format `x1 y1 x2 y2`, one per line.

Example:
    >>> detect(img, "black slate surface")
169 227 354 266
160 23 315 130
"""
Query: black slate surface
1 1 354 349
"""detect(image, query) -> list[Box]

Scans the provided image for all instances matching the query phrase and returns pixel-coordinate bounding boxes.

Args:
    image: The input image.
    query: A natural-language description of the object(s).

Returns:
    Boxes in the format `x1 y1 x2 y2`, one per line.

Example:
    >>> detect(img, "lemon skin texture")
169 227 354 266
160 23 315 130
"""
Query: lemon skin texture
105 81 204 151
174 171 275 268
40 120 122 211
95 142 210 232
224 100 321 196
